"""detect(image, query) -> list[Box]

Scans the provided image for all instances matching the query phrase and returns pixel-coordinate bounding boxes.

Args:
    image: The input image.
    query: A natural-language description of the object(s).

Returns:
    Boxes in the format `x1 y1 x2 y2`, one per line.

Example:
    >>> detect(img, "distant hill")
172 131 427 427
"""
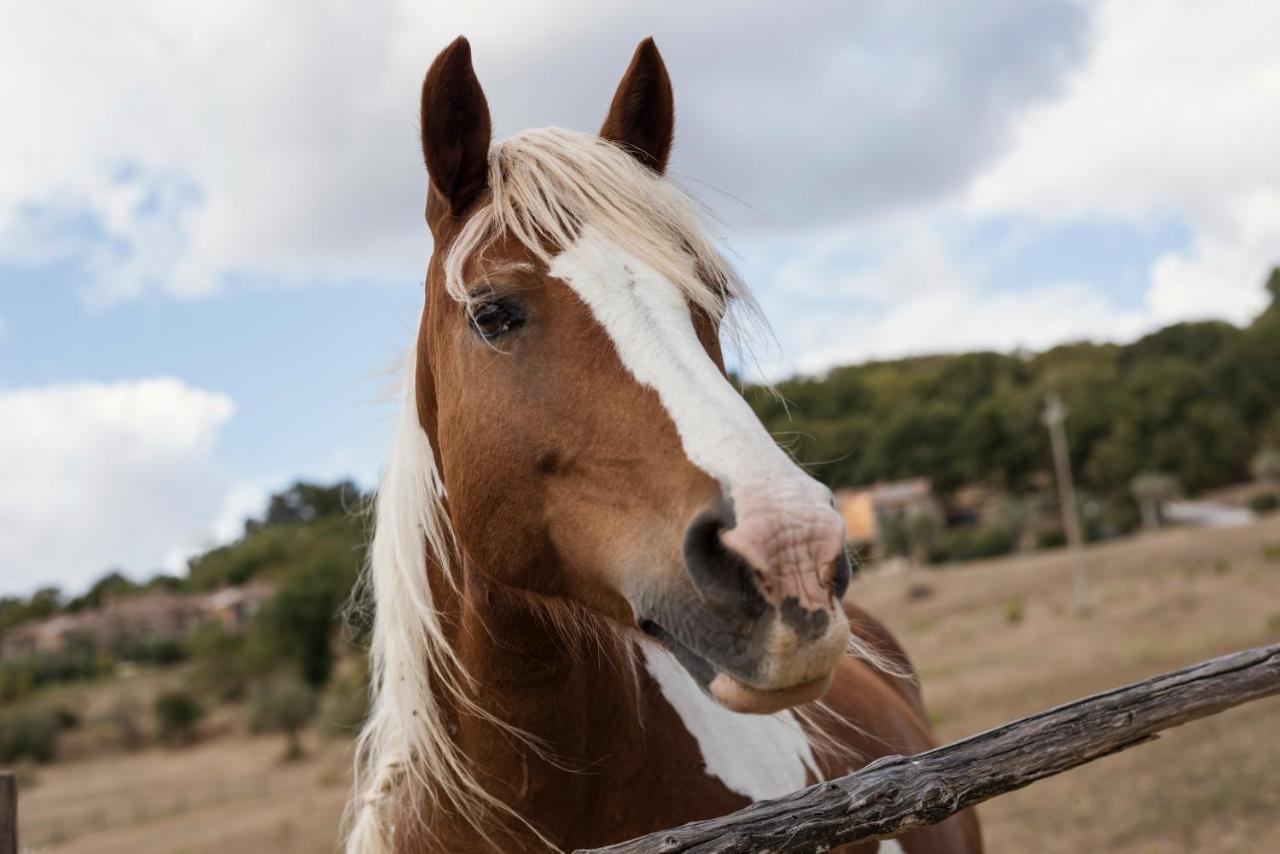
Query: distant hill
2 481 368 701
746 267 1280 511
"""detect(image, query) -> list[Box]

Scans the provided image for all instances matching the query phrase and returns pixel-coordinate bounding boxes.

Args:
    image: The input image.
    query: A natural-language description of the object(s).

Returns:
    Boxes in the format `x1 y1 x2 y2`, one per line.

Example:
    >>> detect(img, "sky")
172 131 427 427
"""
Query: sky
2 0 1279 595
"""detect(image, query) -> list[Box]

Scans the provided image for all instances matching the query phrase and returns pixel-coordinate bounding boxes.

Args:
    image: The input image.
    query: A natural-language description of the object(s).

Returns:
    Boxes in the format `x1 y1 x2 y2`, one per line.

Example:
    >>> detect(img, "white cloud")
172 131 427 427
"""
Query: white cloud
0 1 1088 307
748 223 1151 376
0 379 235 593
793 279 1150 373
969 0 1280 326
740 0 1280 376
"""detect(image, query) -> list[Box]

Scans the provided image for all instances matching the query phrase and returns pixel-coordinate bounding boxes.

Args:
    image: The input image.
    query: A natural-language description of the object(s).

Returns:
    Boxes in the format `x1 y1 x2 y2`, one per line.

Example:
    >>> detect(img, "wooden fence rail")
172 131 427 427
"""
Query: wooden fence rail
578 642 1280 854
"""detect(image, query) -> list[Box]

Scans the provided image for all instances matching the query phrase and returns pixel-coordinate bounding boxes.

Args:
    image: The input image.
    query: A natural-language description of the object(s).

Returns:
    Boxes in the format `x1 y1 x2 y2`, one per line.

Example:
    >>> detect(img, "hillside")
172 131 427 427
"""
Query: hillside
747 268 1280 511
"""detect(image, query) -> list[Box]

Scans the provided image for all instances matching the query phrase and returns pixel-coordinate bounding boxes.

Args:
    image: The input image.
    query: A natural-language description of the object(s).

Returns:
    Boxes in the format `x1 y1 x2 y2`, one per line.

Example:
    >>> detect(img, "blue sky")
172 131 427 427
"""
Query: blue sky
0 262 411 483
2 0 1278 594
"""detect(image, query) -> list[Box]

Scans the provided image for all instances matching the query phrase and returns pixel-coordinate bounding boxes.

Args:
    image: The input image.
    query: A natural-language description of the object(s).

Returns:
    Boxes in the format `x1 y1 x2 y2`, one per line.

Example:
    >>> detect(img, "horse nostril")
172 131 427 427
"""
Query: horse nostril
831 550 852 600
682 506 763 613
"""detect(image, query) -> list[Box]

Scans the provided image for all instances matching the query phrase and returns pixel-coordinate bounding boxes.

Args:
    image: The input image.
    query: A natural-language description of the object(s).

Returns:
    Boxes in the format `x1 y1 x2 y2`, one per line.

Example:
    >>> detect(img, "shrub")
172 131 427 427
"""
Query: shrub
250 676 316 760
927 525 1015 565
1037 530 1067 550
0 704 62 763
1247 492 1279 515
153 691 204 744
125 636 187 666
52 705 80 730
0 640 107 704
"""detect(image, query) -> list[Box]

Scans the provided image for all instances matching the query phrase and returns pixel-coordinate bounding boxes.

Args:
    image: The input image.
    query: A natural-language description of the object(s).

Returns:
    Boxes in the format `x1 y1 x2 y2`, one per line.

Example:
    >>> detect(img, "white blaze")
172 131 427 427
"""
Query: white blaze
548 230 824 502
550 229 849 626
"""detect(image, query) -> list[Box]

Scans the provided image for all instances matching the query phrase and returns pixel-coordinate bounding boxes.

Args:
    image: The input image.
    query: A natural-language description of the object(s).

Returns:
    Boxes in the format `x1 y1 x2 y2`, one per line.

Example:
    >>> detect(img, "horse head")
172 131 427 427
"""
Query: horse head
415 37 852 715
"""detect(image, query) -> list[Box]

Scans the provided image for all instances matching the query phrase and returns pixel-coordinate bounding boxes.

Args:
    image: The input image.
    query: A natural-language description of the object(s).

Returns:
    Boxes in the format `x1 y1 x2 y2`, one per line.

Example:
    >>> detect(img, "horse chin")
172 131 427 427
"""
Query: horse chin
707 669 834 714
638 616 840 715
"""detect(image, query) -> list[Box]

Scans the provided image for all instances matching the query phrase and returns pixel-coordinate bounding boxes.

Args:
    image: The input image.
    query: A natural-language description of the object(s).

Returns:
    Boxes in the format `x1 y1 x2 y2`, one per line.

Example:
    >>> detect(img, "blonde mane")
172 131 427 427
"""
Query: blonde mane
344 127 880 852
443 127 751 322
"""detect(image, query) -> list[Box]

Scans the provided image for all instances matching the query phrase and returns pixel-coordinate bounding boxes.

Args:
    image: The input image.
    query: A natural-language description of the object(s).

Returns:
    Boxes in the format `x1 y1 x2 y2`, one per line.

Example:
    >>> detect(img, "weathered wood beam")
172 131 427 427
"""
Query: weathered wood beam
578 642 1280 854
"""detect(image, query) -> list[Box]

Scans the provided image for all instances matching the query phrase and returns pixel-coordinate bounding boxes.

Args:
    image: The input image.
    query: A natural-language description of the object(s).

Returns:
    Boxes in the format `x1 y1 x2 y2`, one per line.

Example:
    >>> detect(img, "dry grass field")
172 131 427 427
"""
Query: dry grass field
15 515 1280 853
856 513 1280 853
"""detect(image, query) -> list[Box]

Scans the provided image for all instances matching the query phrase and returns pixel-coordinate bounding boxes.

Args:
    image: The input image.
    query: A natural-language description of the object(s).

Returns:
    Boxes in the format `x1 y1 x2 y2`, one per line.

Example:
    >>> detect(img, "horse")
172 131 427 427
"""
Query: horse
344 36 983 854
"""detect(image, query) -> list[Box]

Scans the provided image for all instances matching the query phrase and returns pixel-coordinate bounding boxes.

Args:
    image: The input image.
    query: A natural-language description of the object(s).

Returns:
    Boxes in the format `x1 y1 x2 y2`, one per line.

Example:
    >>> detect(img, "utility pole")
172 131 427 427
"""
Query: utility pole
1043 391 1089 612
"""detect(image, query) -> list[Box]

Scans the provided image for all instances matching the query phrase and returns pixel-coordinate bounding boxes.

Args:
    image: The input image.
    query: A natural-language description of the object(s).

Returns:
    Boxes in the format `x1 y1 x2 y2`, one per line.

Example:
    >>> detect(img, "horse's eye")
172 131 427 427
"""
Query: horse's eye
471 298 525 341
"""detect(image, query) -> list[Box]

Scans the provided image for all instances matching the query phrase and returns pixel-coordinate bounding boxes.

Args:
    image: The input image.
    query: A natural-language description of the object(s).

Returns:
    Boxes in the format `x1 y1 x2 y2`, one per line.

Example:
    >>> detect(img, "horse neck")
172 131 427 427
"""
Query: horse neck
424 553 647 846
452 556 637 742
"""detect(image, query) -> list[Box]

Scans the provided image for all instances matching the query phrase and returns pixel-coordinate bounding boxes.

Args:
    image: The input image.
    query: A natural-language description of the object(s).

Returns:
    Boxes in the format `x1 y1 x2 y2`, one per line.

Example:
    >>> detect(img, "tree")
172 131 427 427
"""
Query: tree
1130 472 1181 531
66 570 140 612
250 528 363 686
0 587 63 638
260 480 362 528
250 676 317 760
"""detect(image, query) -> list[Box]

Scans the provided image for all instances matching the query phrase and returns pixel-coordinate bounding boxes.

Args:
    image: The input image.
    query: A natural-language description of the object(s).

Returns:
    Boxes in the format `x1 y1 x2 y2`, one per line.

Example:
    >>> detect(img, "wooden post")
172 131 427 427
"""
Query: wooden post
578 642 1280 853
0 771 16 854
1043 390 1089 611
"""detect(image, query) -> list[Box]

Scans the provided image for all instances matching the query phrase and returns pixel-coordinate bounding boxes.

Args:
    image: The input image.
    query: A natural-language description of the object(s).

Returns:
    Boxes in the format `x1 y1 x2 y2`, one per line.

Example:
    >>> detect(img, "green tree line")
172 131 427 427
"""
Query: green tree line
746 268 1280 509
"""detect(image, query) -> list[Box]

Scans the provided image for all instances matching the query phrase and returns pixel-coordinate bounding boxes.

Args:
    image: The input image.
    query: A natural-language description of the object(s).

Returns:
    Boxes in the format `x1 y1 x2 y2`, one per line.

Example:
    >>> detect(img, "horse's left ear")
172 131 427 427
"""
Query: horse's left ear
600 37 674 173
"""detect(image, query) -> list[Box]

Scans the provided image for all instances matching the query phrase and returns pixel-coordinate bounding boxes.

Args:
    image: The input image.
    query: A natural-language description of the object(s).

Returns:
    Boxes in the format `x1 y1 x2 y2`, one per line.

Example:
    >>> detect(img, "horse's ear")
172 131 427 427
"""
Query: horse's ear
421 36 492 218
600 37 674 173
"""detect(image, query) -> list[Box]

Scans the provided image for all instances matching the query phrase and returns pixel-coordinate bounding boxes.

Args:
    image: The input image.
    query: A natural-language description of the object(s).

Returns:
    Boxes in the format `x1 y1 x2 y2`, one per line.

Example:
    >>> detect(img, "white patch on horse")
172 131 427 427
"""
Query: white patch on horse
548 229 816 496
641 644 820 800
878 841 906 853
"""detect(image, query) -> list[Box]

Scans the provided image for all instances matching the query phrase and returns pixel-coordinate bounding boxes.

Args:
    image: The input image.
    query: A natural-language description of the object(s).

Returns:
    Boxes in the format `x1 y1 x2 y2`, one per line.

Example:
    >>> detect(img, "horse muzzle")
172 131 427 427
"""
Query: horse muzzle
633 490 852 714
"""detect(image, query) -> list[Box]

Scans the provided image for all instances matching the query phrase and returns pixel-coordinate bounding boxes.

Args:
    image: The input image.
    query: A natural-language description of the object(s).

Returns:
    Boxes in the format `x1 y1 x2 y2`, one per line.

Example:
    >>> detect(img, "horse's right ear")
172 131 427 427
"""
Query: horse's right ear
420 36 492 218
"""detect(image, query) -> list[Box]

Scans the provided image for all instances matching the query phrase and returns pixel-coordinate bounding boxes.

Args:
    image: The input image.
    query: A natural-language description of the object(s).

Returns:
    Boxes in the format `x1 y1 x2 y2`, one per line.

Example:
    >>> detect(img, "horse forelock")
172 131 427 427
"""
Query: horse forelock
440 127 763 334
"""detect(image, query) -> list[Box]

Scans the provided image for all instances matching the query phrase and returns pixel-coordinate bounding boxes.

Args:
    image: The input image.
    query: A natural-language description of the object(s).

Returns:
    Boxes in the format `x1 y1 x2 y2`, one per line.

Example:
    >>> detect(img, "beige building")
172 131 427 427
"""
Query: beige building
836 477 937 560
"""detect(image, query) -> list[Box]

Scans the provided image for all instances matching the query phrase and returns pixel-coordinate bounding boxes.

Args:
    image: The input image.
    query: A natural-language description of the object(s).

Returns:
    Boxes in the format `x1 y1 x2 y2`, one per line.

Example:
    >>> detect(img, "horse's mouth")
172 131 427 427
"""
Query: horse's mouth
638 618 832 714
